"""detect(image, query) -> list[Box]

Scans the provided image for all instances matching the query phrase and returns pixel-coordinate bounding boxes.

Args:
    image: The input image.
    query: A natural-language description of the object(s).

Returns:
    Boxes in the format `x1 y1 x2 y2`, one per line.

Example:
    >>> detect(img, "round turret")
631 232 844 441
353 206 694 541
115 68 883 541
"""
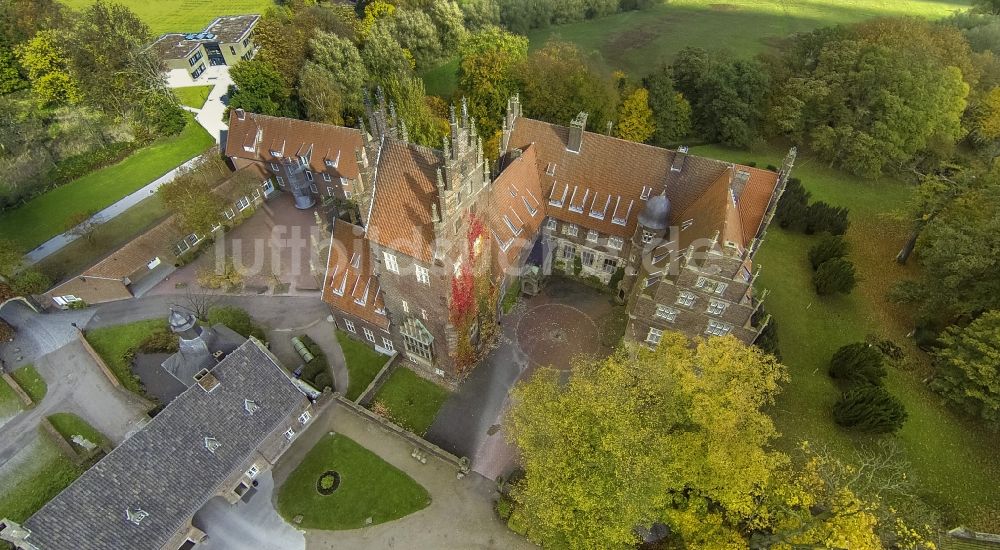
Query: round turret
637 193 671 231
168 308 197 334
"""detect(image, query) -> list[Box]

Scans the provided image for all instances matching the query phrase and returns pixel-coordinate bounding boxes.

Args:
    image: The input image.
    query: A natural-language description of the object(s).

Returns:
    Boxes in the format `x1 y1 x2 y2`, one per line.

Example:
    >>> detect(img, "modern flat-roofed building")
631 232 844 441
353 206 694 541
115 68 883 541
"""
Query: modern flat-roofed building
151 15 259 81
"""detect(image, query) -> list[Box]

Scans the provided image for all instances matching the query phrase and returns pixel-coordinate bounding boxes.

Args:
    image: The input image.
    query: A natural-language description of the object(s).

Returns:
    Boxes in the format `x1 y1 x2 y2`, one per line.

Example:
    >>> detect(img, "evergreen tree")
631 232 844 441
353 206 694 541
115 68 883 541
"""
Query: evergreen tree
805 201 850 235
833 385 907 434
808 234 848 270
644 65 691 146
828 342 886 385
931 311 1000 424
615 87 654 143
774 178 811 231
813 257 857 295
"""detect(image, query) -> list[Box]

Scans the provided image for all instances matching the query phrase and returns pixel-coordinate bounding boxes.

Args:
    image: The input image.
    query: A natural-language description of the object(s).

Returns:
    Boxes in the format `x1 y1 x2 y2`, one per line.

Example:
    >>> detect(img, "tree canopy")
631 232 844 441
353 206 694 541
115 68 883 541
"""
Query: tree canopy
932 311 1000 424
457 25 527 136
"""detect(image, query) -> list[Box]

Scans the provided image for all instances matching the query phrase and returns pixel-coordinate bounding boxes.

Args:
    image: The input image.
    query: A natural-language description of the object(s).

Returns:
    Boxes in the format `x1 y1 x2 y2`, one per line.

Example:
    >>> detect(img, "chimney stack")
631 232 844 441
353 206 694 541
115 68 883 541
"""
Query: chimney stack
568 112 588 153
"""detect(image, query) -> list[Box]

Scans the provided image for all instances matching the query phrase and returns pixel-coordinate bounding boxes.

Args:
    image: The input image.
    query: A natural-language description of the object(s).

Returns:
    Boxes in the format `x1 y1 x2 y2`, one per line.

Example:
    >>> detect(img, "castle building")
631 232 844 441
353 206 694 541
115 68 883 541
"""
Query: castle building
225 96 794 382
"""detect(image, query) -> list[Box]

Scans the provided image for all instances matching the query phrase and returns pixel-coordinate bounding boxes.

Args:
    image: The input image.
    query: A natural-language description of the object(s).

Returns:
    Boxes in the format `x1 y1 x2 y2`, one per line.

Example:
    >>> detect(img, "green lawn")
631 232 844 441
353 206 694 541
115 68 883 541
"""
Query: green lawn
276 433 430 530
336 331 389 401
174 85 213 109
422 57 460 99
0 436 83 522
0 114 212 251
0 375 22 422
10 365 47 404
34 194 170 284
47 412 110 451
371 368 449 436
59 0 276 35
526 0 972 78
692 144 1000 531
84 319 167 395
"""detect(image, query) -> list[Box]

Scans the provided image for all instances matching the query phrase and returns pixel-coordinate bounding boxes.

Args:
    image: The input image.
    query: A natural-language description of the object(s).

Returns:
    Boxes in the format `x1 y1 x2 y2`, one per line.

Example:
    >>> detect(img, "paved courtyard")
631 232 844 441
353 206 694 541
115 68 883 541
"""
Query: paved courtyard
427 278 623 480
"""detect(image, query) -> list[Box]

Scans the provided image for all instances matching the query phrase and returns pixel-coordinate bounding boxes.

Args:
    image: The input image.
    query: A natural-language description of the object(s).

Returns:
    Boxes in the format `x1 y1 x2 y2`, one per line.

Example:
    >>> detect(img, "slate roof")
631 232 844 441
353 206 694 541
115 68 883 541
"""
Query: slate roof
366 139 443 263
321 220 389 329
22 339 306 550
226 112 364 181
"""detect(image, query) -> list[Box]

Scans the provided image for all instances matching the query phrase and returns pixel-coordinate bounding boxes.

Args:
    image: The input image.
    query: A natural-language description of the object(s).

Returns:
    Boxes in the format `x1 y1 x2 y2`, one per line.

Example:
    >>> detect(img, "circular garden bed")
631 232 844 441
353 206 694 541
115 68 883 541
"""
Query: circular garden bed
316 470 341 495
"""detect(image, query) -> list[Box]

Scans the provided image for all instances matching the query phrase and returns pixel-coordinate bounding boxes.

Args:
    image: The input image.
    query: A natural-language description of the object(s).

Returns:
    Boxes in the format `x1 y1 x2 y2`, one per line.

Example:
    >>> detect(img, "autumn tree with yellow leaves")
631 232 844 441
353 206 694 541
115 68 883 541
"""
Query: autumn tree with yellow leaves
505 332 935 549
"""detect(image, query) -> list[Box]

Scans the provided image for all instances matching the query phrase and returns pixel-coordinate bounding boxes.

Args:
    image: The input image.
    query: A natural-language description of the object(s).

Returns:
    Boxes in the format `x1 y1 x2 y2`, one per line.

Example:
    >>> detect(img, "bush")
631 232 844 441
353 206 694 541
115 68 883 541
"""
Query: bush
752 306 780 361
313 371 334 391
609 266 625 290
137 330 180 353
813 258 857 295
11 270 51 296
808 234 848 270
573 254 583 276
805 201 850 235
495 494 515 520
48 141 136 186
206 306 264 339
774 178 811 231
297 334 332 387
828 342 885 385
833 384 907 433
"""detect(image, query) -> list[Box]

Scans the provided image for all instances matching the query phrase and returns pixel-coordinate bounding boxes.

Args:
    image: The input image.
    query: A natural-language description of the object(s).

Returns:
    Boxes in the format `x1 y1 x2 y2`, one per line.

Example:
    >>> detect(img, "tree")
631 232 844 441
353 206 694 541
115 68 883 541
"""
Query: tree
307 31 369 115
773 177 811 231
390 8 442 70
429 0 467 53
360 23 415 97
645 66 691 146
158 163 227 236
828 342 886 385
808 234 848 270
968 85 1000 143
458 0 500 30
0 239 22 281
0 0 65 44
931 311 1000 424
254 5 321 89
15 29 81 106
298 61 344 124
11 269 50 296
615 87 654 143
457 26 527 136
813 257 857 295
505 333 789 548
974 0 1000 17
357 0 396 41
805 201 849 235
672 47 770 147
0 39 26 94
64 210 100 244
228 60 292 117
833 385 907 433
517 41 617 134
177 288 219 320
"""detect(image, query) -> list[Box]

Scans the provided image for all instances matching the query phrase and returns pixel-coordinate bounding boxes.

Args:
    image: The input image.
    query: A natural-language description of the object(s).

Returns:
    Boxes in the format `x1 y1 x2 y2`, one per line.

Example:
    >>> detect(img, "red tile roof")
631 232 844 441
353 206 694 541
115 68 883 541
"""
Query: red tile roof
226 112 364 180
321 220 389 329
366 140 442 264
487 145 545 273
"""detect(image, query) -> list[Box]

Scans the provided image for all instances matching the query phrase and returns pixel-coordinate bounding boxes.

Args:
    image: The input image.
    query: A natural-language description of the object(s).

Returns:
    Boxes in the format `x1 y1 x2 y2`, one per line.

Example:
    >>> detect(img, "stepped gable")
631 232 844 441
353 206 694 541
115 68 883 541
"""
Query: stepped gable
365 140 443 263
225 112 364 180
321 220 388 329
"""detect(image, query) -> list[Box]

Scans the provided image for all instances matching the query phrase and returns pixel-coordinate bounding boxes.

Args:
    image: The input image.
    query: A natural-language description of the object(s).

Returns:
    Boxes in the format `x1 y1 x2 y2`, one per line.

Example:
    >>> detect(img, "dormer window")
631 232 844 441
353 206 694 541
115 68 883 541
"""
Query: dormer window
326 150 340 168
681 219 694 230
244 399 259 415
522 196 538 216
640 186 652 200
545 162 556 176
590 195 610 220
204 437 221 453
126 508 149 525
269 150 281 158
504 215 522 236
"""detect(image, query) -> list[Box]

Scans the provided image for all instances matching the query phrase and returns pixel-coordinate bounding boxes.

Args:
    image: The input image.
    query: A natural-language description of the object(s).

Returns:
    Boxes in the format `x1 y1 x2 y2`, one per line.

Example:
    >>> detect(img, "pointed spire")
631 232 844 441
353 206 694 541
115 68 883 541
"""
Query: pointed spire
461 96 469 127
449 103 457 124
442 136 451 160
432 202 441 223
436 167 446 190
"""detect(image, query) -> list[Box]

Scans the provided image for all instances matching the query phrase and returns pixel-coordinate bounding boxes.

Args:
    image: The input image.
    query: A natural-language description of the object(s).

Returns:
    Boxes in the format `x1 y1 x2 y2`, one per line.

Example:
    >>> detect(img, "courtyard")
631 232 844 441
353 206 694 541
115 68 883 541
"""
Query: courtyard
426 278 625 480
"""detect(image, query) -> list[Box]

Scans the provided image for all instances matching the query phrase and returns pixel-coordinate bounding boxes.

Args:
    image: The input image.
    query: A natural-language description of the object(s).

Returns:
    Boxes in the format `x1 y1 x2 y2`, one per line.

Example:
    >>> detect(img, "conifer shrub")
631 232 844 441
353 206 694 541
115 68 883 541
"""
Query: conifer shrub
774 178 810 231
808 234 848 270
805 201 850 235
828 342 886 385
813 257 857 295
833 384 907 433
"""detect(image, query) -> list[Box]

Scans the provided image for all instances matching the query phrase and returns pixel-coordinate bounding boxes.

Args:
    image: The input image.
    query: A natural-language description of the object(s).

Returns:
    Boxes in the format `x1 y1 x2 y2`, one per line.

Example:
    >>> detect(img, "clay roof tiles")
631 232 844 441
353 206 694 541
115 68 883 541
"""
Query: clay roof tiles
321 220 389 329
226 112 364 181
487 145 545 272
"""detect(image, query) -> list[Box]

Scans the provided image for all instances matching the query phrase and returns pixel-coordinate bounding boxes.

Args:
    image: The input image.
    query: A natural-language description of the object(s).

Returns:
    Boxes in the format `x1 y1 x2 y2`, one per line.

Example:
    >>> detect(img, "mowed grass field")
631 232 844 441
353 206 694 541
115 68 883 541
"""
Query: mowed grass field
60 0 276 35
526 0 973 77
692 144 1000 531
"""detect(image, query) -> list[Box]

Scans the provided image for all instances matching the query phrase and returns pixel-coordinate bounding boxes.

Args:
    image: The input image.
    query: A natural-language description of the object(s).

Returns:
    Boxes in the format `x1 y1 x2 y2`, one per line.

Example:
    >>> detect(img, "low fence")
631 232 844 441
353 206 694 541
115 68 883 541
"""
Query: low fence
355 351 399 406
1 373 33 408
332 395 468 472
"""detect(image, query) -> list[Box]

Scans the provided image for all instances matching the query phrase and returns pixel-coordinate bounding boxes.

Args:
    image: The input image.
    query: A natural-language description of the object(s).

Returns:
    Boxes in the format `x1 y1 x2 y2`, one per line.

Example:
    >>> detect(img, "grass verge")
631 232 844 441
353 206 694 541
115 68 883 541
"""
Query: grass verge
173 85 213 109
276 433 430 530
692 143 1000 530
84 319 167 395
0 436 83 522
10 365 47 404
0 376 22 422
336 330 388 401
371 368 449 436
47 412 110 451
0 114 212 250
